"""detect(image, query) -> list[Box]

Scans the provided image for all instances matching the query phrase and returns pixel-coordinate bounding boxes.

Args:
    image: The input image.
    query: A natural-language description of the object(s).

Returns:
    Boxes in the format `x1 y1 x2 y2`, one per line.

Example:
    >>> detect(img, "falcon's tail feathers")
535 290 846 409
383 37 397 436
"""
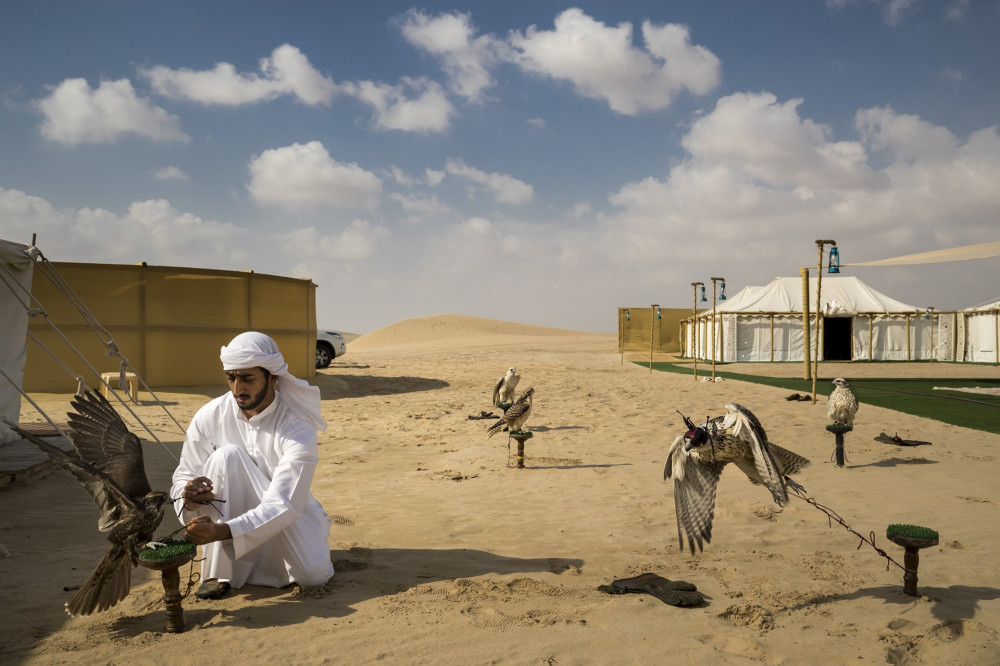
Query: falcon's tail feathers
769 442 812 477
65 545 132 616
486 419 505 438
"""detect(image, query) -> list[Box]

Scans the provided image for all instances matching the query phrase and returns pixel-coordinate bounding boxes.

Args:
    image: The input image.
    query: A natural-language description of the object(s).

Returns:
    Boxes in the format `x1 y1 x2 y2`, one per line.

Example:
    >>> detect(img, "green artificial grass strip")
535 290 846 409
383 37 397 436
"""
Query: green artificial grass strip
887 524 939 541
139 538 196 562
639 361 1000 435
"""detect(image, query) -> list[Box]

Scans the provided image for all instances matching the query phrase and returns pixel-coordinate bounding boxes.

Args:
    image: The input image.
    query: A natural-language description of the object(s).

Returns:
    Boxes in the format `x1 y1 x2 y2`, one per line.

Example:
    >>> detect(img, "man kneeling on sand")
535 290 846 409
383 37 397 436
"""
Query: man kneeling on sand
171 331 334 599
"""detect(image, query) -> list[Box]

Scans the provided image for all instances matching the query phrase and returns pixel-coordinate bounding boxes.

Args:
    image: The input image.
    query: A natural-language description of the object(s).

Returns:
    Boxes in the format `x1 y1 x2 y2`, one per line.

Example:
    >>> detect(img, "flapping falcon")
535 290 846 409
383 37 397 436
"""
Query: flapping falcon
492 367 520 407
827 378 859 427
664 403 811 554
487 387 534 437
5 390 172 616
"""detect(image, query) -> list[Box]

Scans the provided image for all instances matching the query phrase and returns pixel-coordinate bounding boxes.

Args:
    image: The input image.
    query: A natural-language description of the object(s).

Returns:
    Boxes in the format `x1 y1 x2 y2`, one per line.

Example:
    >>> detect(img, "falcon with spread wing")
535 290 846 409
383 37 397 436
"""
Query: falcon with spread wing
6 390 171 616
492 367 520 407
664 403 810 554
827 378 859 427
487 387 534 437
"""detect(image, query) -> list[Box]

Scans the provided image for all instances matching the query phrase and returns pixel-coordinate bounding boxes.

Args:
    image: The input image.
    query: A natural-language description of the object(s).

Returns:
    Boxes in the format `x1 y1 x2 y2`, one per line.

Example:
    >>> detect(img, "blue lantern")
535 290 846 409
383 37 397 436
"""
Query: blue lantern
828 246 841 274
656 307 662 320
719 282 727 300
625 309 630 321
699 285 707 303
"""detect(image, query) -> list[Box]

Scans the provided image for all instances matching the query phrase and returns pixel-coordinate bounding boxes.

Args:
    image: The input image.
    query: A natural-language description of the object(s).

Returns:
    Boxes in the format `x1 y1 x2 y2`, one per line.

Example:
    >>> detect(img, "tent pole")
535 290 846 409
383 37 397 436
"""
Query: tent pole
801 267 811 380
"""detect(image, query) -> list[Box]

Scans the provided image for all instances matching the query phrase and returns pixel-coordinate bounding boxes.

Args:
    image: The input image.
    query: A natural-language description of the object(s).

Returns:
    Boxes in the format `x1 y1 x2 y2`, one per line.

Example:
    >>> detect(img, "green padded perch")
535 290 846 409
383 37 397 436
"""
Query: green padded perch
886 524 938 597
139 539 197 633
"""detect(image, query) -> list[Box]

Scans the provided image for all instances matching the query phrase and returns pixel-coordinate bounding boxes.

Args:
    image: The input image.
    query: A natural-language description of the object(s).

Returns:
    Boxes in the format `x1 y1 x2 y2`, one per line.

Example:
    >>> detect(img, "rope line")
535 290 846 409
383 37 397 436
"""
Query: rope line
3 243 188 463
787 483 907 572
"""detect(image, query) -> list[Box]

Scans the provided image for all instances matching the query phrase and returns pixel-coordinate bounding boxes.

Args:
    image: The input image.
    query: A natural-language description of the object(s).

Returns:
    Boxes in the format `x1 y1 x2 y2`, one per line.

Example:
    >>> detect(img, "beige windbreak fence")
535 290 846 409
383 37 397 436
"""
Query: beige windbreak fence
25 262 317 392
617 307 689 355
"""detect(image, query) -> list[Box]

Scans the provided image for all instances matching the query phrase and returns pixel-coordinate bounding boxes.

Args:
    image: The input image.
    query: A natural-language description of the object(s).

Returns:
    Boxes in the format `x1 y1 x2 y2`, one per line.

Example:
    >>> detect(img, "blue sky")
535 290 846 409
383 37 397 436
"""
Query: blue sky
2 0 998 333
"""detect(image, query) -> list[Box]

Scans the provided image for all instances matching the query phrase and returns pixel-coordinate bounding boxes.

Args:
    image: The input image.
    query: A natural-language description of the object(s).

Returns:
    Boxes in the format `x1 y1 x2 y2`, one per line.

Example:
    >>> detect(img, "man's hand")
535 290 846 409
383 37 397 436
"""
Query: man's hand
182 476 215 511
185 515 233 545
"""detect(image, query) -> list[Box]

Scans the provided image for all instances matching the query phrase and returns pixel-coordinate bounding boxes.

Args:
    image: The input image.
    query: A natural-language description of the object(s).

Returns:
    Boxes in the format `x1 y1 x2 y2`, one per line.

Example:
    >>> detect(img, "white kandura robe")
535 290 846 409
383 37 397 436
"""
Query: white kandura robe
171 392 334 588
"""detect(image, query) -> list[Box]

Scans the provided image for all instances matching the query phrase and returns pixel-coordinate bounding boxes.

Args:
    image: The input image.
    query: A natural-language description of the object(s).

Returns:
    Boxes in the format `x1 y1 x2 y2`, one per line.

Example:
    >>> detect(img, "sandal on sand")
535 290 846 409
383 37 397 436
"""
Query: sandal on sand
599 572 706 607
195 578 231 600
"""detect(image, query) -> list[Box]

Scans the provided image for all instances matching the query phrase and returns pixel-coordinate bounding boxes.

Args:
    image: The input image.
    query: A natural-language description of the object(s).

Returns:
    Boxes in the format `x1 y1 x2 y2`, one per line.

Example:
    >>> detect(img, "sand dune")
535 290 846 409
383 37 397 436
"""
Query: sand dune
3 317 999 664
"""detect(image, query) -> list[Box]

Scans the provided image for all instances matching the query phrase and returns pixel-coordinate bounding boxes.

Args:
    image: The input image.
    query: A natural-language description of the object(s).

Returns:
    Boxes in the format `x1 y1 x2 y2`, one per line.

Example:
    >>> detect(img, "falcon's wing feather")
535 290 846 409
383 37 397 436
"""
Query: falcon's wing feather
492 376 504 407
67 391 151 499
727 403 787 506
4 420 141 531
665 435 724 554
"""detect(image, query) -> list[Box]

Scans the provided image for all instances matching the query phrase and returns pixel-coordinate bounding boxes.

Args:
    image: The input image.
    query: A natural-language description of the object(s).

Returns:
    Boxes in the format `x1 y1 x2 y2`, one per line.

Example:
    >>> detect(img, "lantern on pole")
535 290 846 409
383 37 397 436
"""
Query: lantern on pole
828 246 841 273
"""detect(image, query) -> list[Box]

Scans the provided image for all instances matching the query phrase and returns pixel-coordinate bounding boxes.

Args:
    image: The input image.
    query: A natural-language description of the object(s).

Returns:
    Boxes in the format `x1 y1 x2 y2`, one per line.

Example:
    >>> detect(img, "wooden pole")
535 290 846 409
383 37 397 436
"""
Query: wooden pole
691 282 703 380
710 278 724 380
812 240 835 402
801 267 811 380
649 304 658 373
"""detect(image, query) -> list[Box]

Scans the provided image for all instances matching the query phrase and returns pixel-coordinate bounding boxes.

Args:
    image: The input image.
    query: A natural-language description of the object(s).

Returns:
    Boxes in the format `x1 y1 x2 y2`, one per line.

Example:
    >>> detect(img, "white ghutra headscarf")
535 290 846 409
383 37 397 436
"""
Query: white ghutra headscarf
220 331 327 432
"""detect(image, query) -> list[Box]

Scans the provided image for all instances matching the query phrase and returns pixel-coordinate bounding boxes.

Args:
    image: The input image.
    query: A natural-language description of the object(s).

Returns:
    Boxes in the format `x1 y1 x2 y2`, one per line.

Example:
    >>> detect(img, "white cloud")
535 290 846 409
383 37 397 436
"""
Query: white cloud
946 0 971 20
141 44 337 106
425 168 446 186
855 105 959 162
508 8 720 115
282 219 389 262
396 9 506 103
386 165 415 186
152 166 189 181
342 77 454 133
389 192 453 221
938 67 966 84
0 189 251 266
247 141 382 209
884 0 919 25
35 78 188 144
444 158 534 204
600 93 1000 293
526 117 546 129
681 92 886 191
457 216 492 236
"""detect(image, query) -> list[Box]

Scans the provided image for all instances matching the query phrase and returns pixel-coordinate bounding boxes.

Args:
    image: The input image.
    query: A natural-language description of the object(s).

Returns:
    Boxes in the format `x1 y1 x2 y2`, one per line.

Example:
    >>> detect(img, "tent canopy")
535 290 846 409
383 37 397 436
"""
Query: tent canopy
714 276 921 315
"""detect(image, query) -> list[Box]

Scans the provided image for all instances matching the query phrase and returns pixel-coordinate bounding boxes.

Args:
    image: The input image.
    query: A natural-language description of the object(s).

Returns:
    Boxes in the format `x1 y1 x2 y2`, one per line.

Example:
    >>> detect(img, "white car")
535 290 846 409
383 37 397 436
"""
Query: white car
316 330 346 368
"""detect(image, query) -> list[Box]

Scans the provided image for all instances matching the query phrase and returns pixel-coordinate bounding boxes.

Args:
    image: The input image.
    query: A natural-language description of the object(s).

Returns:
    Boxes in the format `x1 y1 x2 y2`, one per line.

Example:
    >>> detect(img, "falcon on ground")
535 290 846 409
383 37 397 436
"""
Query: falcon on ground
5 390 171 616
827 378 859 427
664 403 810 554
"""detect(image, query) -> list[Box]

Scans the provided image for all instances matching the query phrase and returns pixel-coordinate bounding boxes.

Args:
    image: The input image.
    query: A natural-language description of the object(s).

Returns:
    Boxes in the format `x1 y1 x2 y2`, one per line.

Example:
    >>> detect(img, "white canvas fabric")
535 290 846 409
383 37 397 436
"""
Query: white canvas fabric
0 240 34 445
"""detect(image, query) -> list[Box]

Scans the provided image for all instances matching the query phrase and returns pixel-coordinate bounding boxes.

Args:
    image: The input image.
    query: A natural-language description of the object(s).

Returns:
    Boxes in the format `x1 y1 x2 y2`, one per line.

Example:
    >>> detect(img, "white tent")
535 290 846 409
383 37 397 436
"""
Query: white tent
684 276 954 362
960 298 999 363
1 240 34 444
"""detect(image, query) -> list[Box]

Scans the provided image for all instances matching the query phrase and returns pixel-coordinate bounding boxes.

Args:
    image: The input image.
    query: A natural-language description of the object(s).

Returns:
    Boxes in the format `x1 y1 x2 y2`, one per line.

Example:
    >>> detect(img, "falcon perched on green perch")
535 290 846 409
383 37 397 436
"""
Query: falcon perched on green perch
487 387 534 437
827 378 859 427
664 403 810 554
5 391 172 616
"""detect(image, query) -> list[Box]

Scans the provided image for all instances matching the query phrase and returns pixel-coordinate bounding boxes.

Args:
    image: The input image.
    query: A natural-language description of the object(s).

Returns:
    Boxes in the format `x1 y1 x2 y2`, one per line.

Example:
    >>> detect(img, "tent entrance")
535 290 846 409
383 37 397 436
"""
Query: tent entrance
823 317 853 361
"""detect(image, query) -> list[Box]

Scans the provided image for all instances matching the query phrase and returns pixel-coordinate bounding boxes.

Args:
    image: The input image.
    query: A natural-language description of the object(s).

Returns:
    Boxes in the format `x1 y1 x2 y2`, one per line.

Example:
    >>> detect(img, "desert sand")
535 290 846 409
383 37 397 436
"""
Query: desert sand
3 314 1000 664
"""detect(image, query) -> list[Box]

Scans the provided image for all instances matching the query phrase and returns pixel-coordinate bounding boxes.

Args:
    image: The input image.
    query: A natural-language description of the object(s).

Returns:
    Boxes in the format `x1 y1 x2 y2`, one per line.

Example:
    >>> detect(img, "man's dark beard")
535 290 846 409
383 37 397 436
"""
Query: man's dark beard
237 383 269 413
